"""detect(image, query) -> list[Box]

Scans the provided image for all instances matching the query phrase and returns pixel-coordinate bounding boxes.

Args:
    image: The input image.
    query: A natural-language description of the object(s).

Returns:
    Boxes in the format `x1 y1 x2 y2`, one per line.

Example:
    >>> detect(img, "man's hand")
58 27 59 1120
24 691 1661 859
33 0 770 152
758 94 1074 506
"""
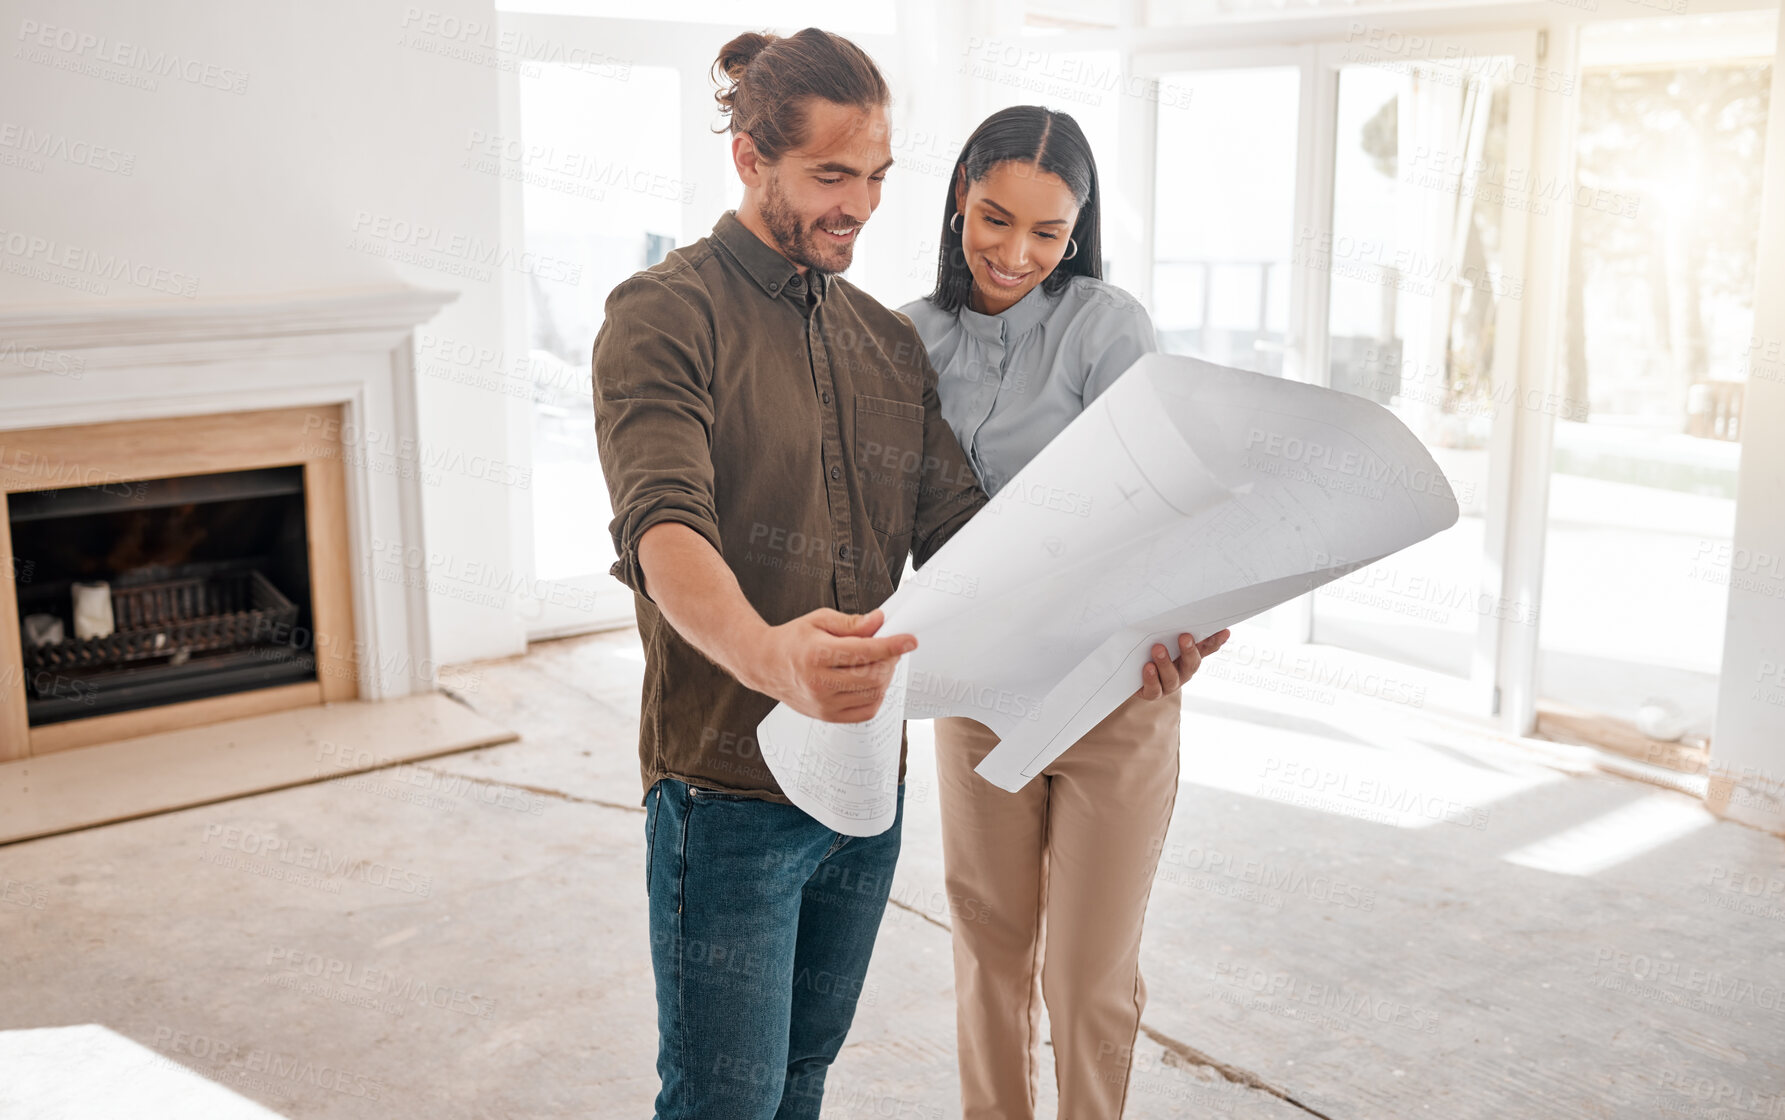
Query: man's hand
635 524 914 724
1135 629 1230 701
744 608 915 723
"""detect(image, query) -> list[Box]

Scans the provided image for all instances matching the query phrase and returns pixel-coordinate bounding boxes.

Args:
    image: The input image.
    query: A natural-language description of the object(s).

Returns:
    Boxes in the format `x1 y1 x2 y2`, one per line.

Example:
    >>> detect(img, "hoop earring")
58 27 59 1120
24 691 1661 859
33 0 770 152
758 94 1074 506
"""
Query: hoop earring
1062 237 1078 261
949 211 963 235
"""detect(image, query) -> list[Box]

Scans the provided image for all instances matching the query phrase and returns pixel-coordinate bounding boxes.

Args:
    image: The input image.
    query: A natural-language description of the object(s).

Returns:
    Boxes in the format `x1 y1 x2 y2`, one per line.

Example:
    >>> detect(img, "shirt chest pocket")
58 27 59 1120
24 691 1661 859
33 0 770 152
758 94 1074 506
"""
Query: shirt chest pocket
853 394 925 538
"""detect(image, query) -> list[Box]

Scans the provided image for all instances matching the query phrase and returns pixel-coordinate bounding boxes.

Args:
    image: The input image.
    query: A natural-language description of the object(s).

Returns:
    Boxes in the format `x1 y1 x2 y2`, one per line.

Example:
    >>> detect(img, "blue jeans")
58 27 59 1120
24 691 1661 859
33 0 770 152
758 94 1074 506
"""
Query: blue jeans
644 778 905 1120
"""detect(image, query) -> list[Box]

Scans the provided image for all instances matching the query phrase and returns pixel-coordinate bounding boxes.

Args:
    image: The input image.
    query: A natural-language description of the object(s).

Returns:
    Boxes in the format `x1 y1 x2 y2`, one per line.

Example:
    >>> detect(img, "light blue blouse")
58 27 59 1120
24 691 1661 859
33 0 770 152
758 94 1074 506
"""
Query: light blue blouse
898 274 1158 497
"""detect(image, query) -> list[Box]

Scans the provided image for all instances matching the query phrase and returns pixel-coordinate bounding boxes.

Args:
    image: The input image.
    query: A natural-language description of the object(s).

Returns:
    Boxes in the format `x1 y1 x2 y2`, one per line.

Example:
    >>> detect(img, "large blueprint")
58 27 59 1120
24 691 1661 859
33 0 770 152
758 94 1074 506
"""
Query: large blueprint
756 353 1461 836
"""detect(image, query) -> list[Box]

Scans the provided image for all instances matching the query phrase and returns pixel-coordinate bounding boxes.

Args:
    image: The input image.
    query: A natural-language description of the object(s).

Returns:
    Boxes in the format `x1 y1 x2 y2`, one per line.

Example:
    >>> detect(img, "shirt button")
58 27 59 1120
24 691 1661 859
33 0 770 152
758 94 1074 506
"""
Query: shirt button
830 465 841 480
789 275 803 288
821 391 831 405
837 543 849 559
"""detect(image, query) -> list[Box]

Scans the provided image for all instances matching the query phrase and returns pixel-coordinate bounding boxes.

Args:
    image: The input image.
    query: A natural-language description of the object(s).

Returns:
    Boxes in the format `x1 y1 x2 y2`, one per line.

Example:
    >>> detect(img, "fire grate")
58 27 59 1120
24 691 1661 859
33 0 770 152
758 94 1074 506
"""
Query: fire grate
21 563 300 677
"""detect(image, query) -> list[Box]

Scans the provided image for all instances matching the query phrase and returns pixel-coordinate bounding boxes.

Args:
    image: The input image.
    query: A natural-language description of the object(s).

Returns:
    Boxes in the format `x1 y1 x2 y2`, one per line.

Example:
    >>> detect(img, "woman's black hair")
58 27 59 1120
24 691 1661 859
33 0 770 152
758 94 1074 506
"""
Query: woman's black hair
927 105 1102 313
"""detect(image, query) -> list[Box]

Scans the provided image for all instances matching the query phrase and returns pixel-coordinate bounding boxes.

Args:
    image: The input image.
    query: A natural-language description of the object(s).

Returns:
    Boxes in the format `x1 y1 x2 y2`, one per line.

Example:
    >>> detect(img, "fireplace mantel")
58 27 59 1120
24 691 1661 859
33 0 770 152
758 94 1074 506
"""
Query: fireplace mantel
0 286 457 380
0 286 457 754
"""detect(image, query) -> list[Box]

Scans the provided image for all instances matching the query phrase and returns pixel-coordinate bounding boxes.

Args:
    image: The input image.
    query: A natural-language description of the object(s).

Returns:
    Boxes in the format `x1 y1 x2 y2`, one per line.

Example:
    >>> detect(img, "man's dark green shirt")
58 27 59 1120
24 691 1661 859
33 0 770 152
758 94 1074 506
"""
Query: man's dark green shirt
591 209 989 805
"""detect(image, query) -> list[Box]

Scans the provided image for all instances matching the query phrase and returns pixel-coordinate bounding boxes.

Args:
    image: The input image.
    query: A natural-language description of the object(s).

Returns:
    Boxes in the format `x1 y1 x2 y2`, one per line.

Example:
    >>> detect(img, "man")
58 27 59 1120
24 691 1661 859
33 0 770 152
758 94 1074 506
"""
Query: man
589 27 987 1120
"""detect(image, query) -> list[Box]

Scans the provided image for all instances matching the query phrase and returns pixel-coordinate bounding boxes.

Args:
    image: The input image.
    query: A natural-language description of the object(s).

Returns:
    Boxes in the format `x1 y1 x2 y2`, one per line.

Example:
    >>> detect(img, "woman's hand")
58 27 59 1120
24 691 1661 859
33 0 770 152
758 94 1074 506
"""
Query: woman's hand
1135 629 1231 700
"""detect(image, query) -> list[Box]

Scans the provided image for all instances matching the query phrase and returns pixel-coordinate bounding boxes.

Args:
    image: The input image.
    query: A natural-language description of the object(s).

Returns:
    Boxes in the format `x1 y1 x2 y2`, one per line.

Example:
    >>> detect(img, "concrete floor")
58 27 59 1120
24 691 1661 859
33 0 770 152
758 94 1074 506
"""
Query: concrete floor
3 626 1783 1119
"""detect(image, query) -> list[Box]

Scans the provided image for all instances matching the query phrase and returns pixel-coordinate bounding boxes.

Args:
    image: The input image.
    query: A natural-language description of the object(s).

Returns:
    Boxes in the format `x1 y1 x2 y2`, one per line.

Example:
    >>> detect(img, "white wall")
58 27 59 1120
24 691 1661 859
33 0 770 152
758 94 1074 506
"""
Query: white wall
1 0 527 666
1709 10 1785 835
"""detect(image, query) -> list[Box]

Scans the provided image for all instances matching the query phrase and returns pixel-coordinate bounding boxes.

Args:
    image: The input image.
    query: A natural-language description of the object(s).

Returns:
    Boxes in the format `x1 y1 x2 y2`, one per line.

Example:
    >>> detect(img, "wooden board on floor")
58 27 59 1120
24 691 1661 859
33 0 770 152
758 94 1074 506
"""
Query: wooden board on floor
1534 700 1711 776
0 692 517 845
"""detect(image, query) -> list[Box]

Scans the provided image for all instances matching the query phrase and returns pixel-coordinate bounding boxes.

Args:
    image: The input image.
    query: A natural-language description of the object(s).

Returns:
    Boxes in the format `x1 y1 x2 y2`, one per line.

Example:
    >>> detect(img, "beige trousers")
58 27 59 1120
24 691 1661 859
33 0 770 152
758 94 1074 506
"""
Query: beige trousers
935 688 1182 1120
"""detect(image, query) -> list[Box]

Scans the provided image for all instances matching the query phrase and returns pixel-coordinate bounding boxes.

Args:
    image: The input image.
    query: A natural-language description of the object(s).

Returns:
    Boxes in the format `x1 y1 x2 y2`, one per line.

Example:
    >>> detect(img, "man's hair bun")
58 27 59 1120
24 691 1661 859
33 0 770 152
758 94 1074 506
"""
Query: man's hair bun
708 28 889 162
713 29 776 117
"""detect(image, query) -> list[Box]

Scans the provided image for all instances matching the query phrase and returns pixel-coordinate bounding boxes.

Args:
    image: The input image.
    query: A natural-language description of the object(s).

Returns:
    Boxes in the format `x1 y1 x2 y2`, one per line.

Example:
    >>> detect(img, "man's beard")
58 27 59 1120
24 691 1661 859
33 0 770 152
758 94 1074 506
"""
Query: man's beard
759 174 859 275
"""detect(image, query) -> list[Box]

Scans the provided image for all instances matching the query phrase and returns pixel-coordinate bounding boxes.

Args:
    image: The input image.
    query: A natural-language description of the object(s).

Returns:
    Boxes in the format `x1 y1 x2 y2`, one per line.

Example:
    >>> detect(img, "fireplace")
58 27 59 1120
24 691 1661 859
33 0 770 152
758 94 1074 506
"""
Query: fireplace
13 465 320 726
0 286 456 759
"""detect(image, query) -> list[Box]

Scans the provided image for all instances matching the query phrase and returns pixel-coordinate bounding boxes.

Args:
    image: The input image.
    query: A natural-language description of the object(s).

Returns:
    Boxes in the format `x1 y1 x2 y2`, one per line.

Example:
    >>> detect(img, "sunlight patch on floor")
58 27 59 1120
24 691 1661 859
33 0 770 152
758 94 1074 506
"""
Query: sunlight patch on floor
1178 706 1560 830
1500 792 1714 877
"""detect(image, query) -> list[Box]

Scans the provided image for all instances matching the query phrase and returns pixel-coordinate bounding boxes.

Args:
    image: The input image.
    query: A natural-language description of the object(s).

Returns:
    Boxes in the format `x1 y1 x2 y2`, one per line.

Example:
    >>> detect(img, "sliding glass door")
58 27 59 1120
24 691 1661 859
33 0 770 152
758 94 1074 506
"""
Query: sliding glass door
1139 33 1542 718
510 60 684 636
1306 34 1540 714
1150 59 1306 377
1533 11 1776 745
492 14 760 638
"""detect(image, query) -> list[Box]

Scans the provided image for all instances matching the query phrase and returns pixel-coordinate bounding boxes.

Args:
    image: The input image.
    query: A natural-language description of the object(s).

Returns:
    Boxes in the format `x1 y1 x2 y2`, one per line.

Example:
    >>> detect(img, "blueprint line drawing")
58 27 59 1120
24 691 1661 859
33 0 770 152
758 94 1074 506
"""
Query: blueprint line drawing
756 353 1462 836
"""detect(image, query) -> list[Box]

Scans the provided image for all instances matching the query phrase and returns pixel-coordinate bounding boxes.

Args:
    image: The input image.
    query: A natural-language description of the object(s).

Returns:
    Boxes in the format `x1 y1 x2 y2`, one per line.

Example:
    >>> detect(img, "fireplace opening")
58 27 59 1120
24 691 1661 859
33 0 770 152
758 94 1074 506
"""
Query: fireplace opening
11 465 320 727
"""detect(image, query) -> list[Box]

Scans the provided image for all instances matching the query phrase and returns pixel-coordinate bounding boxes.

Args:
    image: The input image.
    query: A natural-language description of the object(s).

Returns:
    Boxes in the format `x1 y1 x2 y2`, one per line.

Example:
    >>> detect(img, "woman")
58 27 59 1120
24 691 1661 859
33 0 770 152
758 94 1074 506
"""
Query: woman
899 105 1230 1119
